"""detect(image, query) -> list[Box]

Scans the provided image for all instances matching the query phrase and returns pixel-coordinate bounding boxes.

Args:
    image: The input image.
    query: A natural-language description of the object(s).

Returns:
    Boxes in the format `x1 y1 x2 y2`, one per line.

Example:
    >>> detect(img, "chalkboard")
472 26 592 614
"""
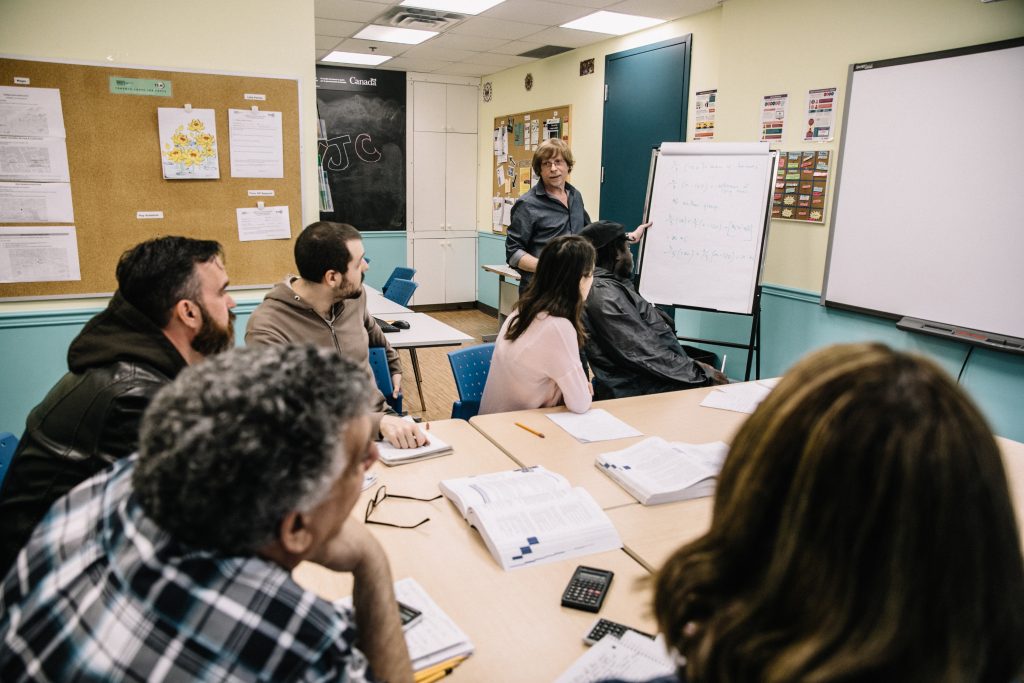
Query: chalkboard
316 66 406 231
637 142 776 314
823 38 1024 342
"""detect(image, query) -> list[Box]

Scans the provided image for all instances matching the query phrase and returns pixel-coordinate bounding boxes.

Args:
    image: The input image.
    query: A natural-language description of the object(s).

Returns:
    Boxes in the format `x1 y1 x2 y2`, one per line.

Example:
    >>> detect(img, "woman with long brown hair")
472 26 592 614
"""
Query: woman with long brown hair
480 235 595 415
642 343 1024 683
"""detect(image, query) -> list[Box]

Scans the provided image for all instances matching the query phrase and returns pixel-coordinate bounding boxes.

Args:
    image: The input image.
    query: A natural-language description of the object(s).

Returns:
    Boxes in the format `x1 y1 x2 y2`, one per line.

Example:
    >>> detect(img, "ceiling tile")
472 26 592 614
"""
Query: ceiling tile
448 16 548 40
489 39 546 55
427 33 511 52
548 0 620 8
481 0 592 25
329 37 411 56
316 34 345 50
469 52 535 67
442 63 494 77
400 44 479 61
606 0 717 21
383 57 455 72
315 18 365 37
523 26 603 47
314 0 388 23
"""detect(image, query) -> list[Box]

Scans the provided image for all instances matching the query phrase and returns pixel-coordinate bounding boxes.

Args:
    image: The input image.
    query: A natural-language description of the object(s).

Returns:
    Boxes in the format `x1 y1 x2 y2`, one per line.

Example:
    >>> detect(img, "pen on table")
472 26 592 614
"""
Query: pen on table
514 422 545 438
720 354 727 374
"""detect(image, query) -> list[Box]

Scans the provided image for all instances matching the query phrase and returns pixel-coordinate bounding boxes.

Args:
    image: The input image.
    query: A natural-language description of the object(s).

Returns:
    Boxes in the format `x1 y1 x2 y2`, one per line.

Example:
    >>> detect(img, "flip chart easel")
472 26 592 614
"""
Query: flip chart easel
636 142 778 380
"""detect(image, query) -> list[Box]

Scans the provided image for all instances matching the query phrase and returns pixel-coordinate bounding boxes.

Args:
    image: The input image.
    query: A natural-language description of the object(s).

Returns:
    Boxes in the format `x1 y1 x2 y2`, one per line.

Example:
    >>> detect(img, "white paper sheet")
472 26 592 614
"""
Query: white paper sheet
700 381 774 414
228 108 284 178
0 181 73 222
236 205 290 241
158 107 220 180
546 409 643 443
0 136 71 182
0 86 66 137
555 630 675 683
0 225 80 283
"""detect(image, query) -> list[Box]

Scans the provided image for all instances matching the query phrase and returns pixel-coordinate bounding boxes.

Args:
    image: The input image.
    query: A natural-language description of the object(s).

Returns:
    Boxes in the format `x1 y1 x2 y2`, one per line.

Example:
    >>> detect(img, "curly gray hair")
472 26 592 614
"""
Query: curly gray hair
133 344 373 554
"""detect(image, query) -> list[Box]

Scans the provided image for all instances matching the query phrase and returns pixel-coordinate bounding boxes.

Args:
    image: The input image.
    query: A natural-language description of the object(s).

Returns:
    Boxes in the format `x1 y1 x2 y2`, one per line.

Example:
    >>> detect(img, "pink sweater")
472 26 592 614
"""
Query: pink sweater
479 312 593 415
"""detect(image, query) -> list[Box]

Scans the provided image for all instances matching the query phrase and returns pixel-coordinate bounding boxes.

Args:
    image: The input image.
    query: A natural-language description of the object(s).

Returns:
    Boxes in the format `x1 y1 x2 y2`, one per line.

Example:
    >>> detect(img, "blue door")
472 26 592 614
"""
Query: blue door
599 35 691 228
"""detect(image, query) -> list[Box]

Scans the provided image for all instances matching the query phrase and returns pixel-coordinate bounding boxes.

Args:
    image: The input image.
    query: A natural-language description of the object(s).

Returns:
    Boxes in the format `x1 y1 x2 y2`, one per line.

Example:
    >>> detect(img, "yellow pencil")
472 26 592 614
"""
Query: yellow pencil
414 655 468 681
514 422 545 438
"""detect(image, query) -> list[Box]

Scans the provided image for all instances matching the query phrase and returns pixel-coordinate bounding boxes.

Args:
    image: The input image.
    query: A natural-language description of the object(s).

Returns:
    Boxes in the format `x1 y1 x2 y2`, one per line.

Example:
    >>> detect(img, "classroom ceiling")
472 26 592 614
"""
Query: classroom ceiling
315 0 720 77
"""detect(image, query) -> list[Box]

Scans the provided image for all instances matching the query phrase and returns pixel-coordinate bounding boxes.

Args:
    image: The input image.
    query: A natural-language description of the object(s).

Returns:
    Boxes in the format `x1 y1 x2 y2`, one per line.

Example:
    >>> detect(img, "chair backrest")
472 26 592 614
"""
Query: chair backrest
447 343 495 403
382 267 416 295
384 278 418 307
0 431 20 491
368 347 402 414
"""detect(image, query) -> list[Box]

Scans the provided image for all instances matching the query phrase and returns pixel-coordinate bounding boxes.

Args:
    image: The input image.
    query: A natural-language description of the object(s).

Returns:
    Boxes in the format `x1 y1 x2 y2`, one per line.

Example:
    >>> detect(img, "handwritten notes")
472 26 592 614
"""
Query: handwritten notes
638 142 772 314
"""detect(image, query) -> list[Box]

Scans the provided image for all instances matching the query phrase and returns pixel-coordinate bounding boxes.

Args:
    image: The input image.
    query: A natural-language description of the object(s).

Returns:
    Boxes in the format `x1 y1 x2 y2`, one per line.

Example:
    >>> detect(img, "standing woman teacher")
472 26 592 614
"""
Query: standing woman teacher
506 139 648 287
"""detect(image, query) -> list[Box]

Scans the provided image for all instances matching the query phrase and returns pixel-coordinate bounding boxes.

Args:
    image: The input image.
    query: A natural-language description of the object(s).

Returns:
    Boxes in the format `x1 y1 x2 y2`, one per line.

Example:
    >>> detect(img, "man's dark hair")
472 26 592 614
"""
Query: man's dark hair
115 236 223 328
294 221 362 283
594 236 633 279
133 344 373 554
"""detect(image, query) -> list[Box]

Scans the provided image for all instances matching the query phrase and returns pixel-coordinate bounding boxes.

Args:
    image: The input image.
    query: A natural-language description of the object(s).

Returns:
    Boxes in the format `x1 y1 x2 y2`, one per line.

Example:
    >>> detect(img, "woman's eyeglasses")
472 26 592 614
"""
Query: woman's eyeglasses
364 485 442 529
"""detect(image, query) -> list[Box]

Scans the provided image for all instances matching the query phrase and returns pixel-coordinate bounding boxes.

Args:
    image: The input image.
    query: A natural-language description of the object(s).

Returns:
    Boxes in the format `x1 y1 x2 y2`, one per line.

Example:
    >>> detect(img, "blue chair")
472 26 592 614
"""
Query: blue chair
0 432 19 491
383 278 418 307
446 343 495 420
381 267 415 296
368 347 403 415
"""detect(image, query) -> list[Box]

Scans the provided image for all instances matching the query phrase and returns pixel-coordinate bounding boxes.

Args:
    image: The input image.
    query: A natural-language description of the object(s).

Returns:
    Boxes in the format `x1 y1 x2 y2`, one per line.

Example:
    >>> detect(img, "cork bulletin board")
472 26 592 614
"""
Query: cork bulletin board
490 104 571 234
0 57 303 299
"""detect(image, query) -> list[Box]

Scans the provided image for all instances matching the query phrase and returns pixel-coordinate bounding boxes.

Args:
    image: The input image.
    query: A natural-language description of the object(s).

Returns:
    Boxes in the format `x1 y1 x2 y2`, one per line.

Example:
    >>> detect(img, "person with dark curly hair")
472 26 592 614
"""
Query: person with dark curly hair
617 343 1024 683
0 345 413 683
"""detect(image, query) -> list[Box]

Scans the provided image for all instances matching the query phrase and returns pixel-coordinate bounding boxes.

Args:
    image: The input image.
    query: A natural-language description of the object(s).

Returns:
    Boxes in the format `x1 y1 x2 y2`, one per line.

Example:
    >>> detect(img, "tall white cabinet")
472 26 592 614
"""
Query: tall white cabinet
407 76 478 305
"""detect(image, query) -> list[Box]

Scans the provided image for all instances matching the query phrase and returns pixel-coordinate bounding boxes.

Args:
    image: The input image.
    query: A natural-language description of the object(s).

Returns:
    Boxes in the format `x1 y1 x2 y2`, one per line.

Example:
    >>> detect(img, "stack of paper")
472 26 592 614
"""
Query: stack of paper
596 437 729 505
699 378 779 414
546 409 643 443
555 630 675 683
377 429 453 466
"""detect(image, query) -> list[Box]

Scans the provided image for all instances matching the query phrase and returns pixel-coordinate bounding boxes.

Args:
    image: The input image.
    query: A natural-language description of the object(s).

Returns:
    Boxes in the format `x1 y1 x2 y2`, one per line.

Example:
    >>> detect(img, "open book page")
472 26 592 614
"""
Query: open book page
596 437 728 504
546 409 643 443
336 577 473 671
377 429 452 465
467 487 622 570
554 630 675 683
700 380 773 414
440 466 570 519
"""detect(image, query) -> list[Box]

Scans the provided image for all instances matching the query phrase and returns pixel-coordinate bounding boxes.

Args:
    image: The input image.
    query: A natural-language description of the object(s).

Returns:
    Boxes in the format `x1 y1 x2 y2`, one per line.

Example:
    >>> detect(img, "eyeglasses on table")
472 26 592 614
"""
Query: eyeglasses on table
364 485 442 529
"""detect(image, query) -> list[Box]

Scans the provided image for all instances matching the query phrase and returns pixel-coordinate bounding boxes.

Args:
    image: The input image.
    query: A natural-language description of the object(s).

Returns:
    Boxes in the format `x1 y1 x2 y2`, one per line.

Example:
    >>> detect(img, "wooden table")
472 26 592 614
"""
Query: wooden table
293 420 656 682
470 384 751 509
380 312 474 409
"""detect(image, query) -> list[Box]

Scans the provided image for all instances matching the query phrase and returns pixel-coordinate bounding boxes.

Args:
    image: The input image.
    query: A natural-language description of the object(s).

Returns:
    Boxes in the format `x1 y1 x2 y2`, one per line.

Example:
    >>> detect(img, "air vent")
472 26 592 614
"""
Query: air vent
518 45 572 59
379 6 466 31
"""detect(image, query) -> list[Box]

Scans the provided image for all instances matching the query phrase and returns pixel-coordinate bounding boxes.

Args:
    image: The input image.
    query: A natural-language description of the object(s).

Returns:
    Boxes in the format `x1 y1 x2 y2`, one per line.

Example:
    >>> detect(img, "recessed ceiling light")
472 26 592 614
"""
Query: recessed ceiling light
354 25 437 45
399 0 505 14
560 11 664 35
321 51 392 66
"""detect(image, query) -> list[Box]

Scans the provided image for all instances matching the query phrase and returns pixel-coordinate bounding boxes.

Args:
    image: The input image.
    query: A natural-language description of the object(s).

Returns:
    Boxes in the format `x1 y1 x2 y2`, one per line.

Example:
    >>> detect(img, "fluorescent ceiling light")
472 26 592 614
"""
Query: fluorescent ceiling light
399 0 505 14
354 25 437 44
561 11 664 35
321 51 392 66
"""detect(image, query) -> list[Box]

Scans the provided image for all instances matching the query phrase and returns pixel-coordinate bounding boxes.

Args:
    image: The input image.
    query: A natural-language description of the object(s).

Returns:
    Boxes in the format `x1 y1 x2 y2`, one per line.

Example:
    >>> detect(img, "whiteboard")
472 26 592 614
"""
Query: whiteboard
637 142 775 314
823 38 1024 340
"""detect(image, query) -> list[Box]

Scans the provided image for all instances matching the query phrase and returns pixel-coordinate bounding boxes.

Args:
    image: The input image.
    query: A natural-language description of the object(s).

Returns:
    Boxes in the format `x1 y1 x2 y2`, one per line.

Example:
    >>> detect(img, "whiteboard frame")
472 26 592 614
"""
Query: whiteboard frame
636 143 778 316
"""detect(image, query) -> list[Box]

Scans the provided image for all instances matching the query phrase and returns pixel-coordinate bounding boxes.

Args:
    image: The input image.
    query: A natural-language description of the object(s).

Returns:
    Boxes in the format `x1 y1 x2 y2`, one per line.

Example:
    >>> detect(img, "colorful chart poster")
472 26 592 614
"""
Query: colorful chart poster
804 87 837 141
771 150 830 223
760 93 788 142
694 89 716 141
158 108 219 180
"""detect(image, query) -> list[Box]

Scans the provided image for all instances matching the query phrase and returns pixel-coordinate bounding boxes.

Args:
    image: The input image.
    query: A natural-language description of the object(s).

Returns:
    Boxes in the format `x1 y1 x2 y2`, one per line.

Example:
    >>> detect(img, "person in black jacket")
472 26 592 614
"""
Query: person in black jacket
0 236 236 578
579 221 726 400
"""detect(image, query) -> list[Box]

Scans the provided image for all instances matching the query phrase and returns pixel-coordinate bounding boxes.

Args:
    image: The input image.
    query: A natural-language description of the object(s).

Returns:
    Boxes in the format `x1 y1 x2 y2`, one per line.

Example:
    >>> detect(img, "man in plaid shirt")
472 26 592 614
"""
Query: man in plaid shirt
0 344 413 682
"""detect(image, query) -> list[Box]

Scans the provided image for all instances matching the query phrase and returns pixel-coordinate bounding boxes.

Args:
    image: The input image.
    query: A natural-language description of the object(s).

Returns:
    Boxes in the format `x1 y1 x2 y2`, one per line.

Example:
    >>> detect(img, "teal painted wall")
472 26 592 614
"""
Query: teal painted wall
477 232 506 310
361 231 407 290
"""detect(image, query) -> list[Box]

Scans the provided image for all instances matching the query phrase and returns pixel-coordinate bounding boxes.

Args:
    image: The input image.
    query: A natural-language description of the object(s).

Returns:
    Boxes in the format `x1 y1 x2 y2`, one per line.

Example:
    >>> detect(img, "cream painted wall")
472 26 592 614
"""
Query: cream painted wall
477 0 1024 291
0 0 316 311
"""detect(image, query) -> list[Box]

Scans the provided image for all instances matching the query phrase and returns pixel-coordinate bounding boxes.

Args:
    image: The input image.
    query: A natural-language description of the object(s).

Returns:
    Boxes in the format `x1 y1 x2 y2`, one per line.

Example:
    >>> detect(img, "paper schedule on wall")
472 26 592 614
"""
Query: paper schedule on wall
229 109 283 178
0 226 80 283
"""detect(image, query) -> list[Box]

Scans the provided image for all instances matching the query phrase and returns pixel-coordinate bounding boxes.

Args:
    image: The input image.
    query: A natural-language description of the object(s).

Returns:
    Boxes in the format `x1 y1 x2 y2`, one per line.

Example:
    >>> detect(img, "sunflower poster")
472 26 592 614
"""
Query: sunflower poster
157 107 220 179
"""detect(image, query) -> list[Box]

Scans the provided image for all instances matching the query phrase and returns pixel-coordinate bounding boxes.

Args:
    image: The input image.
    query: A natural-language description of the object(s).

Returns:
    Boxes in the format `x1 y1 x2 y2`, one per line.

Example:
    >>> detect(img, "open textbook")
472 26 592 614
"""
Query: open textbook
555 629 675 683
596 437 729 505
439 466 622 570
338 577 473 673
376 428 453 466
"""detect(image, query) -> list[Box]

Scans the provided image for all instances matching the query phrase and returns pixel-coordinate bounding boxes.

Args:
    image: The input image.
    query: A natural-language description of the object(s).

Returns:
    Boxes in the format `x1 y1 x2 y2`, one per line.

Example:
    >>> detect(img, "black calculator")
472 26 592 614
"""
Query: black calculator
561 565 614 612
583 618 656 646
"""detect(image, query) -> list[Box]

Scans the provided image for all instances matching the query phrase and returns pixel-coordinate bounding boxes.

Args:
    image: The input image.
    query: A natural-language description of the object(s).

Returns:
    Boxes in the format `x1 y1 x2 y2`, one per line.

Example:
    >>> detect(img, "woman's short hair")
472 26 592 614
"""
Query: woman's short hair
532 138 575 176
654 342 1024 682
506 234 594 346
